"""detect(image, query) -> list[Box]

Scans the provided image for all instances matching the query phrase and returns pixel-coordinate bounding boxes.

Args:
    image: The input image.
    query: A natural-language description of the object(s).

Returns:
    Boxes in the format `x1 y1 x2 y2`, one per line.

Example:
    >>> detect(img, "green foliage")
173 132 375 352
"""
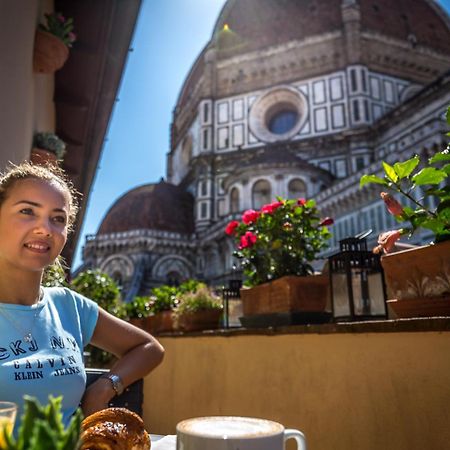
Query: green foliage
42 257 68 288
175 286 223 315
38 12 76 47
33 133 66 160
70 270 120 367
227 198 332 287
2 396 82 450
360 106 450 243
124 296 152 319
70 269 120 312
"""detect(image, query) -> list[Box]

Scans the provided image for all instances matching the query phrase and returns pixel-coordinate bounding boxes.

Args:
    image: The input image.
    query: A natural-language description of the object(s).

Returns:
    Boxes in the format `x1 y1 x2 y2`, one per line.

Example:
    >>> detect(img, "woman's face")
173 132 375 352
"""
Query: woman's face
0 178 70 273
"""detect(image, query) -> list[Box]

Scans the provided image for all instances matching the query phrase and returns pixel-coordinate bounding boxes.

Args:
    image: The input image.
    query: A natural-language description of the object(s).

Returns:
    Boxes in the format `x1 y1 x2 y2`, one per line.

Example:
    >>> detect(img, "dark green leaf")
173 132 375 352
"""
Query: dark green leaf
382 161 398 182
393 156 420 179
359 174 387 188
412 167 447 185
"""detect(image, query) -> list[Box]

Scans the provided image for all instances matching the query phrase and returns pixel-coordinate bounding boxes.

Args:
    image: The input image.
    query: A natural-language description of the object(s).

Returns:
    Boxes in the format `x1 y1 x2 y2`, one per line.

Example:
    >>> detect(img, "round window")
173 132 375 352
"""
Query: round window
267 109 299 135
248 86 308 143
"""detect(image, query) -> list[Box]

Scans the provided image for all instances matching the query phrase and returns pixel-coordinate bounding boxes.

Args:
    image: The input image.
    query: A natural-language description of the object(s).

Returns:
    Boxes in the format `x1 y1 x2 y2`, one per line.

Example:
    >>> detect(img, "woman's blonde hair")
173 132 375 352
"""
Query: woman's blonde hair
0 162 79 232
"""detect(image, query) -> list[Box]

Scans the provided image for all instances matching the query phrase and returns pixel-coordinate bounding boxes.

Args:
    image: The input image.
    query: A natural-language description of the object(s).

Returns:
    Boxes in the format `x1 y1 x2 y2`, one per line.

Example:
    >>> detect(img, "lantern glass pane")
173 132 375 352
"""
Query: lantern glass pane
331 273 350 317
351 268 368 316
368 273 385 315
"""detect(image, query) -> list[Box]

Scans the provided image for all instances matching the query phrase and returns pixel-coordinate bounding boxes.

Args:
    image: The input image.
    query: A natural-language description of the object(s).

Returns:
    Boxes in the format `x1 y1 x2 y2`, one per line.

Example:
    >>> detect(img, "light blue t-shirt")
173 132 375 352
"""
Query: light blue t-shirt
0 287 99 431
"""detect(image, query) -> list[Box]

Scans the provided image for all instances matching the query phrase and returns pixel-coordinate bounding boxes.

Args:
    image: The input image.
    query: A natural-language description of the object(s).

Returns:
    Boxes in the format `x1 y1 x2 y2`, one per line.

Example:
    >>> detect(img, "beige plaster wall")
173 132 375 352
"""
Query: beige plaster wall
143 332 450 450
0 0 55 170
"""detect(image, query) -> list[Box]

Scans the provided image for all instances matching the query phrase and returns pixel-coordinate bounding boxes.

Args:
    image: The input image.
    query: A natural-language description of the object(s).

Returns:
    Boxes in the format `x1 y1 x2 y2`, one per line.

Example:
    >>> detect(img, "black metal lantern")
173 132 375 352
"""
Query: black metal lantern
328 235 387 321
222 279 242 328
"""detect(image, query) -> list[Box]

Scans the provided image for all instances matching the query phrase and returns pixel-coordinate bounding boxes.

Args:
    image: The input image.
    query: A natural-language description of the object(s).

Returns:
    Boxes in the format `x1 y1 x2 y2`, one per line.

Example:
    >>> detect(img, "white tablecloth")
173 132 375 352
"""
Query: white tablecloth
151 435 176 449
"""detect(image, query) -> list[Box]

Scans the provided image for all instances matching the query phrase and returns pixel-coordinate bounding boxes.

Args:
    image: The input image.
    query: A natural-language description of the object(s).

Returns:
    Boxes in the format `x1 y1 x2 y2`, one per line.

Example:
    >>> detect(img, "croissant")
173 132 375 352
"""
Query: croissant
80 407 150 450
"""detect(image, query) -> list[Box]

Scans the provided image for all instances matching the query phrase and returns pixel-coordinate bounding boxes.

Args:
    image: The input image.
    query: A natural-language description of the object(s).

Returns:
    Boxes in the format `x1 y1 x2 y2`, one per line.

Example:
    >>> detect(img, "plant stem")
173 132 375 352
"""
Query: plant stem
396 184 437 218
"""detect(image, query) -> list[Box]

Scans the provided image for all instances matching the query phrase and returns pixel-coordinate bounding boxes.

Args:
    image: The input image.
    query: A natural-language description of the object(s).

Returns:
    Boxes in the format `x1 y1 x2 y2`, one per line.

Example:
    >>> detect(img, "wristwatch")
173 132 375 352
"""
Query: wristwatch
100 373 124 396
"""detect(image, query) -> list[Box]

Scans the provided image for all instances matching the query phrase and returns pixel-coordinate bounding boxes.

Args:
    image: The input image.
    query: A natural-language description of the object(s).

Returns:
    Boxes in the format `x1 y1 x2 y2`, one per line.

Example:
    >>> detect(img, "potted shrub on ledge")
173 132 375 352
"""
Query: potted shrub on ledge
225 197 333 326
174 284 223 332
360 118 450 318
31 132 66 165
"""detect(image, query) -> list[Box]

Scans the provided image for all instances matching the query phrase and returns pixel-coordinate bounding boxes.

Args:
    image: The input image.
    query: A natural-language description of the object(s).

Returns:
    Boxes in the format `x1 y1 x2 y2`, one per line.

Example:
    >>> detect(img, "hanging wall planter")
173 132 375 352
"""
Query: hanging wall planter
33 29 69 74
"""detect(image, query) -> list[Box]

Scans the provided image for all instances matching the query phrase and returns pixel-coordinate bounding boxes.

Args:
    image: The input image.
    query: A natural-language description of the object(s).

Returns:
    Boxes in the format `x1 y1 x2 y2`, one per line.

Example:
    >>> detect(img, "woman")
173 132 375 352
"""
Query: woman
0 162 164 429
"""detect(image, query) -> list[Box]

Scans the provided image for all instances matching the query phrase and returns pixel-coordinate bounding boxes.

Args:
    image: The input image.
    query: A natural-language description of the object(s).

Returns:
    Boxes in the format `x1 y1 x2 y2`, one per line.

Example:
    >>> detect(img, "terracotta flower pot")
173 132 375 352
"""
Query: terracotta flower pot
176 309 222 332
30 148 58 166
240 275 329 316
33 29 69 74
381 240 450 318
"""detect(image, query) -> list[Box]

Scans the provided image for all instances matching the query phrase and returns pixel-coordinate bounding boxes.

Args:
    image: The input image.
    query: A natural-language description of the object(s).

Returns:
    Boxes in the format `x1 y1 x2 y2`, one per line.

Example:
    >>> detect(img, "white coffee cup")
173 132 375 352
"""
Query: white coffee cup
176 416 306 450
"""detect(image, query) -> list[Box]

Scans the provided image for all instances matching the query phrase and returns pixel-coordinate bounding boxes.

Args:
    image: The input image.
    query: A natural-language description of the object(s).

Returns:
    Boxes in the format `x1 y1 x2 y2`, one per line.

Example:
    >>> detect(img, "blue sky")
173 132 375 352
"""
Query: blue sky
72 0 450 270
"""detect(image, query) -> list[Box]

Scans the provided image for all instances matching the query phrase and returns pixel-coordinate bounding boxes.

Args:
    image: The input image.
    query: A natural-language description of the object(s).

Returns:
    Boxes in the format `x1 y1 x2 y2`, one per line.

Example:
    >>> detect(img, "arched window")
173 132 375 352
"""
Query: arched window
288 179 306 199
230 187 240 213
167 271 181 287
252 180 271 209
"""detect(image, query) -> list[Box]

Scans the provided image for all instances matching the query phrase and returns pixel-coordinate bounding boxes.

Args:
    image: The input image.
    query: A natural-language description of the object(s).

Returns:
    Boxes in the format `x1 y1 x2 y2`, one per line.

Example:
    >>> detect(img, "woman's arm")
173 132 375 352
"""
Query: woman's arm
80 308 164 416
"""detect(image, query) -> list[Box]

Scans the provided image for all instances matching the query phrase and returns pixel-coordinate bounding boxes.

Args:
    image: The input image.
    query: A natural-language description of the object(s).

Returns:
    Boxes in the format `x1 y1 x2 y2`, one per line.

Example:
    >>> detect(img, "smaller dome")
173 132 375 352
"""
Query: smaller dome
98 181 194 235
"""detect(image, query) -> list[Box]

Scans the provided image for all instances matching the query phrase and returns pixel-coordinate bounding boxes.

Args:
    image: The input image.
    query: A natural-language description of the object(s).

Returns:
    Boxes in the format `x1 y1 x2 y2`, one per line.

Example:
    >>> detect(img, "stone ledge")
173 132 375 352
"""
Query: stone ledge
158 317 450 338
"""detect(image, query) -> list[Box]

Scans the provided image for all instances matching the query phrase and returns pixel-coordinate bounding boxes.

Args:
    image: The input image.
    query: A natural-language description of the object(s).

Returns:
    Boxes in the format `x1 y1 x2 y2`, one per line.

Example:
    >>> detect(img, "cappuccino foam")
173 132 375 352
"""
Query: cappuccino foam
177 416 283 438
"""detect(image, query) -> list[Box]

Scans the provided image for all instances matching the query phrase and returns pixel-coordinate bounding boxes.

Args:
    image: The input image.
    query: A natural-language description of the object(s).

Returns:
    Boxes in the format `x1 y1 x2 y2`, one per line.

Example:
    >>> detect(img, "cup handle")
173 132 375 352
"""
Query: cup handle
284 429 307 450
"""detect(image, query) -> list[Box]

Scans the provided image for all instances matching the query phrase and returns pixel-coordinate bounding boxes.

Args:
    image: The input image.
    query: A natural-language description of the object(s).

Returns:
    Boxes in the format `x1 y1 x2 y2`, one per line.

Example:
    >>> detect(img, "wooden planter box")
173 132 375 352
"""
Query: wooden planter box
176 309 222 332
240 275 329 316
381 240 450 318
145 311 174 334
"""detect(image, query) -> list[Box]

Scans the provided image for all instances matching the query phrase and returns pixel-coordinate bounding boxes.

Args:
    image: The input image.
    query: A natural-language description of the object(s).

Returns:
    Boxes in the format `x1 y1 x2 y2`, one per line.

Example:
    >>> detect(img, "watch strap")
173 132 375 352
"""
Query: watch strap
100 373 124 396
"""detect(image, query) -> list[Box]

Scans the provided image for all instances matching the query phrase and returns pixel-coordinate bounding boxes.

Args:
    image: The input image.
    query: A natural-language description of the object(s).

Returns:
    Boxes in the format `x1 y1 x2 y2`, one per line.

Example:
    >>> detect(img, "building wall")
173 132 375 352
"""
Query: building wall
143 329 450 450
0 0 55 170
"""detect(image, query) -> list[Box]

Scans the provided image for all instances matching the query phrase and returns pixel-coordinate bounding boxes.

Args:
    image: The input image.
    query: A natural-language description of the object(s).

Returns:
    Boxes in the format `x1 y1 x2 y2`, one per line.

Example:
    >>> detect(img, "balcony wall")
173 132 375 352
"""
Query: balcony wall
142 319 450 450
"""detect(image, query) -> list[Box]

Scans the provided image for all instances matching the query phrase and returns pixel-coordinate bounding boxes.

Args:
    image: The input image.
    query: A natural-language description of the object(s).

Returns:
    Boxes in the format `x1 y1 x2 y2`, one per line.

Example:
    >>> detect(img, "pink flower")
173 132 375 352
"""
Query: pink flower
242 209 259 225
381 192 404 217
261 201 283 214
68 32 77 42
225 220 240 235
239 231 257 249
297 198 306 206
58 14 65 23
373 229 402 254
319 217 334 226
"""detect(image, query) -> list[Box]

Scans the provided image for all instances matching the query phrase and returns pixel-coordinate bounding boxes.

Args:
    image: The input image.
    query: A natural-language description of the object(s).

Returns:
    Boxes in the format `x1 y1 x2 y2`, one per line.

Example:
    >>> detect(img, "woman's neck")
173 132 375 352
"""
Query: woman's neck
0 270 43 305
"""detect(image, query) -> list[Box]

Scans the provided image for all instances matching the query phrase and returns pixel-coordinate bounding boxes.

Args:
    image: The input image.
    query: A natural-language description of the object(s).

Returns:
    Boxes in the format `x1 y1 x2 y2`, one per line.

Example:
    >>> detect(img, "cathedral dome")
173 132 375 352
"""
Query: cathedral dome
98 181 194 235
174 0 450 118
211 0 450 57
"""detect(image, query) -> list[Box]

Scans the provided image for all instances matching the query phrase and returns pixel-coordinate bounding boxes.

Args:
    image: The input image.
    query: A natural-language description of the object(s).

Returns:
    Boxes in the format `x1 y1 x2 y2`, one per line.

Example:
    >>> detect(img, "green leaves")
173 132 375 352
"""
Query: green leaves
412 167 447 185
4 396 82 450
360 174 386 188
393 156 420 179
359 137 450 244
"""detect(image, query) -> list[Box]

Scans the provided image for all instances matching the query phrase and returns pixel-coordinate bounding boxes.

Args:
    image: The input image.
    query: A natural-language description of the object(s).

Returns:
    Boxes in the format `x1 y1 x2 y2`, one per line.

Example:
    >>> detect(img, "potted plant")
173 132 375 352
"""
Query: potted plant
225 197 333 325
31 132 67 165
33 12 76 73
174 285 223 332
124 296 153 329
360 111 450 317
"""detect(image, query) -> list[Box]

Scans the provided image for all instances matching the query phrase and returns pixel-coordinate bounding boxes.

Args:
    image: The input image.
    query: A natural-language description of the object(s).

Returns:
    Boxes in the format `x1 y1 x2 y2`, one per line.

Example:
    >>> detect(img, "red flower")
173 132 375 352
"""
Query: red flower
242 209 260 225
381 192 404 217
239 231 257 249
373 229 402 254
319 217 334 226
261 201 283 214
225 220 240 235
297 198 306 206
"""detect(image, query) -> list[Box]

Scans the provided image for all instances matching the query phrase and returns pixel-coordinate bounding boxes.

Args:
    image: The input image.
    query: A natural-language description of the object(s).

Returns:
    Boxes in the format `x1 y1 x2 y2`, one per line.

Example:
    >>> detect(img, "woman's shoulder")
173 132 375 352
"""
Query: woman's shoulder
42 286 98 309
